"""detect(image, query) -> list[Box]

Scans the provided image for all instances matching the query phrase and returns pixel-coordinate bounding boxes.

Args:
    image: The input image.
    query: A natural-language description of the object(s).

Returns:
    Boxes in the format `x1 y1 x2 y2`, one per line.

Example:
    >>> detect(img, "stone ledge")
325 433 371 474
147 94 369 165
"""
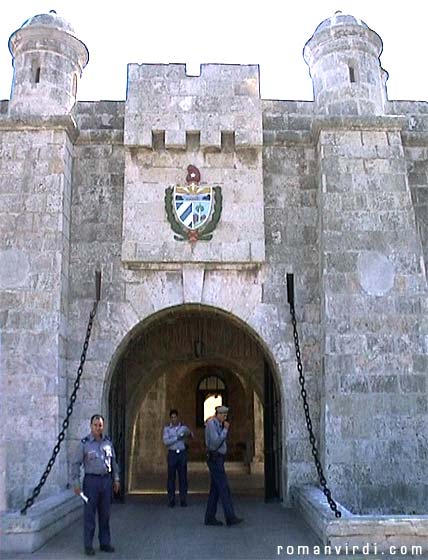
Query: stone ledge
0 491 82 553
311 115 408 141
122 259 266 270
0 114 79 142
122 261 264 272
296 485 428 553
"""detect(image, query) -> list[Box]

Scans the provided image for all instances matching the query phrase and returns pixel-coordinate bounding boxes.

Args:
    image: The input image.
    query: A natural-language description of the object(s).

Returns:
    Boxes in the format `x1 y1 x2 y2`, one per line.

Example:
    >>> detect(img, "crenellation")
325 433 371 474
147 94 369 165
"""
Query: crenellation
124 63 262 150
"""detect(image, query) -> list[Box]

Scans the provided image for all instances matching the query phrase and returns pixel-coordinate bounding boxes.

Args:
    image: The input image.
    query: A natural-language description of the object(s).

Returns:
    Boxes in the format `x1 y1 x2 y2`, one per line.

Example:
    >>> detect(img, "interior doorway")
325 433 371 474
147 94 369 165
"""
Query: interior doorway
107 306 283 502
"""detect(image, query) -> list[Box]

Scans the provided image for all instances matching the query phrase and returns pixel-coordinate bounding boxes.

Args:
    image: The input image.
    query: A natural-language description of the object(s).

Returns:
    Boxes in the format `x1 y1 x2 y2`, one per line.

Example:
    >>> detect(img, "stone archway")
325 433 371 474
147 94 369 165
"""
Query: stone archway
107 304 283 501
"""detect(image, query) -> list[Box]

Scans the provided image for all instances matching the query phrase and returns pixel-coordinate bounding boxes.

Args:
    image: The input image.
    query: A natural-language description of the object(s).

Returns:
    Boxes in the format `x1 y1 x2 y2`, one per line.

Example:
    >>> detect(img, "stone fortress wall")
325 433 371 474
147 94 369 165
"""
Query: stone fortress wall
0 10 427 518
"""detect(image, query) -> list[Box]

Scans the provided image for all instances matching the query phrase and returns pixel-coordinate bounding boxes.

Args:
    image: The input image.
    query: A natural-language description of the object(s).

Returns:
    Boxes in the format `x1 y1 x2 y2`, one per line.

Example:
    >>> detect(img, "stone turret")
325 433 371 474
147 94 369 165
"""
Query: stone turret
8 10 88 115
303 12 388 115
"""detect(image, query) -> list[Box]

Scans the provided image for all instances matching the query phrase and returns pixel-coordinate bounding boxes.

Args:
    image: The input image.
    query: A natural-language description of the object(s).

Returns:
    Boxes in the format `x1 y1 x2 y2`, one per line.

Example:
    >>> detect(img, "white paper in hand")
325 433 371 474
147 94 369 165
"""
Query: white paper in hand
79 492 89 503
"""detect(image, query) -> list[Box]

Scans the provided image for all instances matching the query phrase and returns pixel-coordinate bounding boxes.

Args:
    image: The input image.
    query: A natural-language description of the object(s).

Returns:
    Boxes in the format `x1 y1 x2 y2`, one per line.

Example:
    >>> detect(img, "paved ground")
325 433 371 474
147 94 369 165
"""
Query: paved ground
4 494 427 560
2 494 326 560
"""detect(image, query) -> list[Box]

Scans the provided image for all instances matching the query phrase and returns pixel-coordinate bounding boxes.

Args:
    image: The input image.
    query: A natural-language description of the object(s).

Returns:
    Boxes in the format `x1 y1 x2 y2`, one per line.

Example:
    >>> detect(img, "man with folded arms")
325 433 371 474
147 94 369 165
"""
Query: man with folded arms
162 408 193 507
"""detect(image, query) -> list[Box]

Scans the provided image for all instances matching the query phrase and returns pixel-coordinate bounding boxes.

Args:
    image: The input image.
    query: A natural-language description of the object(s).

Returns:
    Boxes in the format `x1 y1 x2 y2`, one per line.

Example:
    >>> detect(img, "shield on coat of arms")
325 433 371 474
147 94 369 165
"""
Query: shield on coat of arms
173 184 213 230
165 165 222 242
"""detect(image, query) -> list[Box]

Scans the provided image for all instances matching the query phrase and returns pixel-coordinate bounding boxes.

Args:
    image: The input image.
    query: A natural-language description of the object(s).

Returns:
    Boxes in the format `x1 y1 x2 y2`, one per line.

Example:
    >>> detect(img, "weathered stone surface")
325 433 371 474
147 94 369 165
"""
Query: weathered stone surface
8 13 88 116
121 64 264 265
297 486 428 553
0 491 82 553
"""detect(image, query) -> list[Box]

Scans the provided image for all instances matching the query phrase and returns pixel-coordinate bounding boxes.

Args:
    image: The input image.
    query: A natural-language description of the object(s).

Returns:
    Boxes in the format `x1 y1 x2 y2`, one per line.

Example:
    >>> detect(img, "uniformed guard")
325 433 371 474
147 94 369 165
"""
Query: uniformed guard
204 405 243 526
162 409 193 507
71 414 120 556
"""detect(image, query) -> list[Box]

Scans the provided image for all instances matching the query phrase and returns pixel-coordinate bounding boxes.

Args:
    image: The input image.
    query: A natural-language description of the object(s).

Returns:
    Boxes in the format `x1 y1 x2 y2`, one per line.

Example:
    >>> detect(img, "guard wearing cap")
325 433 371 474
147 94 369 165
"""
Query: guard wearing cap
71 414 120 556
204 405 243 526
162 409 193 507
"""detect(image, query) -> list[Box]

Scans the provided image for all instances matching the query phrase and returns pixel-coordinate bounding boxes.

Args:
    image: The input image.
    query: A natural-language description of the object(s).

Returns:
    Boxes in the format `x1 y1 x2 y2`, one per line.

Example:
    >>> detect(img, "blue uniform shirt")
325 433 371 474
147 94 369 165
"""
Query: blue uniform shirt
163 423 191 451
205 417 228 454
71 433 120 486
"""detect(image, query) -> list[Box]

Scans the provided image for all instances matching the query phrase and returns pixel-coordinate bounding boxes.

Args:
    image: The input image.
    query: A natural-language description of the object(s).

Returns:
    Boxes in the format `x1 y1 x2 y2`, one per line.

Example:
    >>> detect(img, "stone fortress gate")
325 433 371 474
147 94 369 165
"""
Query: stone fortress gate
1 9 428 553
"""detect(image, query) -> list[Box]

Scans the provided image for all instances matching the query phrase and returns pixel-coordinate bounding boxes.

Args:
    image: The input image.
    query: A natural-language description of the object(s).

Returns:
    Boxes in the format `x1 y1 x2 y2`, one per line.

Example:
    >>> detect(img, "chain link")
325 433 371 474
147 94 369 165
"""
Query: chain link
20 301 98 515
289 304 342 518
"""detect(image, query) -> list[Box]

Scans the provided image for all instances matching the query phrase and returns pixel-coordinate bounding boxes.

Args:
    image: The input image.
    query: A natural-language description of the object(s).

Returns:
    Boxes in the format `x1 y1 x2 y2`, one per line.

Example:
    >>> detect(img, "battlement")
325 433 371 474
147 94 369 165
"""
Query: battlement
124 63 262 149
128 62 259 84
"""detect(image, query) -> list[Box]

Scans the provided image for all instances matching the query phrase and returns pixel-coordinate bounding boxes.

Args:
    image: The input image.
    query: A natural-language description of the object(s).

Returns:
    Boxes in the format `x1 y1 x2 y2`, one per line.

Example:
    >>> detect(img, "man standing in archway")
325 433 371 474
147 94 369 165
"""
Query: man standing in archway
162 409 193 507
205 405 243 526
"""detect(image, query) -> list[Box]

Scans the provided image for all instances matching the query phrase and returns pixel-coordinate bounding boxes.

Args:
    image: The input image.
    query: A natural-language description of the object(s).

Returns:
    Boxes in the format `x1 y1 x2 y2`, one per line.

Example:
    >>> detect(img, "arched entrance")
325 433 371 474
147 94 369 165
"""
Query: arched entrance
107 305 283 502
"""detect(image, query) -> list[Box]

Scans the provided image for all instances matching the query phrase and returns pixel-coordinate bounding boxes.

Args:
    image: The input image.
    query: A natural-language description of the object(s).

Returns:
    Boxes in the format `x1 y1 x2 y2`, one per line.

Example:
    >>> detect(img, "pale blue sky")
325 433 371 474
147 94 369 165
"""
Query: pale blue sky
0 0 426 103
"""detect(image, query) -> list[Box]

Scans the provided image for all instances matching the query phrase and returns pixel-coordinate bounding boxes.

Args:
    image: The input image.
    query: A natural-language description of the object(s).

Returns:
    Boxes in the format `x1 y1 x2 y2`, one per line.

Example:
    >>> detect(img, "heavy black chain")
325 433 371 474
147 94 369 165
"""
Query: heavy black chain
287 276 341 518
20 300 99 515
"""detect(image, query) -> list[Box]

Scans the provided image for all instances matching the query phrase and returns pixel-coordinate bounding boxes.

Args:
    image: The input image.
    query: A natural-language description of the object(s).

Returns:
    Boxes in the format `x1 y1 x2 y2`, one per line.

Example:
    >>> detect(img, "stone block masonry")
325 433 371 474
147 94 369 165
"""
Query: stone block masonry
316 116 428 513
122 63 265 265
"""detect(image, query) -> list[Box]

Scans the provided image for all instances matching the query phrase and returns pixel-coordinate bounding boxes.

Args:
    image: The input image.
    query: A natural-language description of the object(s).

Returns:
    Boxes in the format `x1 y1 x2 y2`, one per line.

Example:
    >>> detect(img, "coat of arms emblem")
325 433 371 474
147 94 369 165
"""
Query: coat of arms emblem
165 165 222 242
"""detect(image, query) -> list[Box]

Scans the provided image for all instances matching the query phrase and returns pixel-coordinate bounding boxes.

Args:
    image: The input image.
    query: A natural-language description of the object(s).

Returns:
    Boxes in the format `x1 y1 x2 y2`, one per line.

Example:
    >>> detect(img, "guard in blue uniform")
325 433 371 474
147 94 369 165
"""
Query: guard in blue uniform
162 409 193 507
71 414 120 556
205 405 243 526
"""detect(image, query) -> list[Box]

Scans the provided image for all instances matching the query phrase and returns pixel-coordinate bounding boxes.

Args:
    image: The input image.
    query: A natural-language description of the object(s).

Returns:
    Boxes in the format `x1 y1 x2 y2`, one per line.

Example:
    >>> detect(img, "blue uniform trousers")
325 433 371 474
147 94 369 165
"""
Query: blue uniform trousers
167 450 188 504
205 453 236 522
83 473 112 548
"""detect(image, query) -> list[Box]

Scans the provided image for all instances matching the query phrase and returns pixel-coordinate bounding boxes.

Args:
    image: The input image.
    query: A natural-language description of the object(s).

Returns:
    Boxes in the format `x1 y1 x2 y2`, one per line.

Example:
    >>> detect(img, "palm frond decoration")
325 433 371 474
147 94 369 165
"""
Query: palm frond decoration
165 186 187 241
198 187 223 241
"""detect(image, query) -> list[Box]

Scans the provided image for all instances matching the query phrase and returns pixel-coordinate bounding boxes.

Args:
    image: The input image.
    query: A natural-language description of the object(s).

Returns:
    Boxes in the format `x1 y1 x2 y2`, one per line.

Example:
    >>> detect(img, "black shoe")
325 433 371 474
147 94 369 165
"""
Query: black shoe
205 518 223 526
85 549 95 556
226 517 244 526
100 545 115 552
180 501 187 507
168 501 175 508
